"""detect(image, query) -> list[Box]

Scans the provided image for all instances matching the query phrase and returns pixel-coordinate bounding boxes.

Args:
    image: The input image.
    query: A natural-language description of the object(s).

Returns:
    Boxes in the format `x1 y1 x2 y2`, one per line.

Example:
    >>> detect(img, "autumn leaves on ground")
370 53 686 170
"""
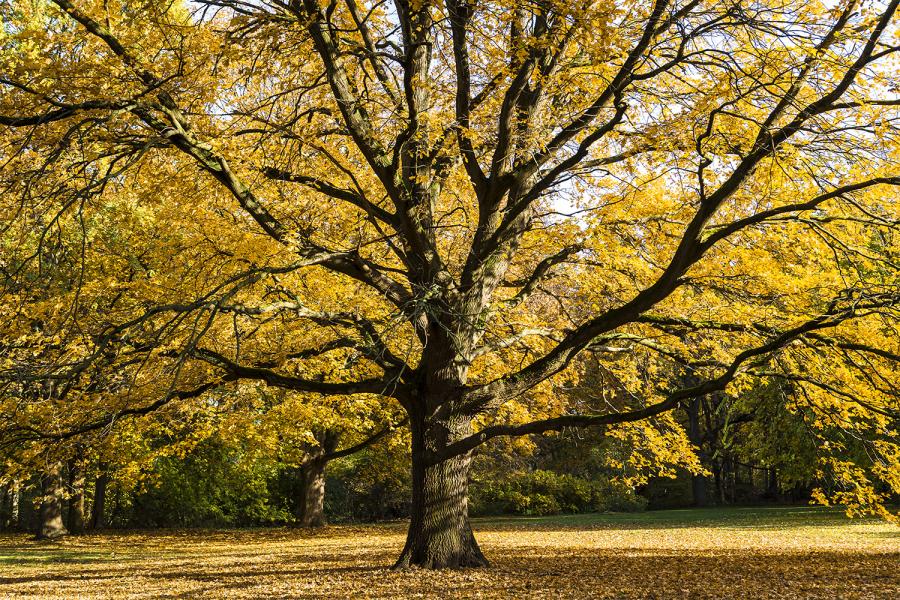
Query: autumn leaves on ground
0 508 896 599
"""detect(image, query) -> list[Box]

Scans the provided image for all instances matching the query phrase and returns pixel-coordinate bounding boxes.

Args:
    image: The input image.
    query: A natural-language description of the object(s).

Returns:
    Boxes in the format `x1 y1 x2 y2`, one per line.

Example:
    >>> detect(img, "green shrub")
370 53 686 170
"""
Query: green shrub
470 469 646 516
324 442 411 522
125 437 290 527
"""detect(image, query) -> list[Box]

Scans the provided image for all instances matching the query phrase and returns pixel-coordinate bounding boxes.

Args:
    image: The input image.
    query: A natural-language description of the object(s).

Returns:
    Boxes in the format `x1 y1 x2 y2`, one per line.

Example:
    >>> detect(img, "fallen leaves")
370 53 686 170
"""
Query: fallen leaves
0 508 896 599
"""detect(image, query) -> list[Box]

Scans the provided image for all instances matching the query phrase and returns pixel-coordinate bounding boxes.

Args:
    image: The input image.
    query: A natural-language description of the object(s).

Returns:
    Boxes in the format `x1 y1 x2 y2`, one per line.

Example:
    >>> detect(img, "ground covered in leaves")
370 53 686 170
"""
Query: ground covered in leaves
0 507 897 599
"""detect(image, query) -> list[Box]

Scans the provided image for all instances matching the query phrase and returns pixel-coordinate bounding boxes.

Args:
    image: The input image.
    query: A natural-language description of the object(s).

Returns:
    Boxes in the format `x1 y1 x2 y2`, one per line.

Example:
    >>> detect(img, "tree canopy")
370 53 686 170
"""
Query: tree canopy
1 0 899 568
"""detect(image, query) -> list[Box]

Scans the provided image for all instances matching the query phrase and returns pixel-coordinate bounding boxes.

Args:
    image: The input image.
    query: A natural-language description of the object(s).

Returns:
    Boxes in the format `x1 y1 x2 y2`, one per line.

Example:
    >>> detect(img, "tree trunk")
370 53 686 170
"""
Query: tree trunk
686 397 709 507
692 472 709 507
0 484 9 530
726 456 736 503
765 467 779 500
67 458 86 534
90 469 108 530
36 462 68 540
714 460 724 505
296 458 327 528
394 414 487 569
11 482 20 529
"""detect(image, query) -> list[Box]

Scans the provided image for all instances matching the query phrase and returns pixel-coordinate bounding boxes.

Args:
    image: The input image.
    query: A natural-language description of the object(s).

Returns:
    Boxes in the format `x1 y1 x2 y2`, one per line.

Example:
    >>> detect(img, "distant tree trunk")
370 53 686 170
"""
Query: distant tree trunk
692 471 709 507
295 431 340 528
90 469 108 530
296 457 328 528
293 421 404 528
712 458 724 505
109 484 122 526
725 457 736 503
11 482 20 529
687 397 709 507
36 462 68 540
0 484 8 530
67 456 86 534
394 413 487 569
765 467 779 500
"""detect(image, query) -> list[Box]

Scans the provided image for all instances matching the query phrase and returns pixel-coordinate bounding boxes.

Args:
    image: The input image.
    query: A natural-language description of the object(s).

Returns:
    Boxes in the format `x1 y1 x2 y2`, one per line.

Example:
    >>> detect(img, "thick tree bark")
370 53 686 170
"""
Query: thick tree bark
296 458 327 528
394 414 488 569
90 469 108 530
67 458 86 534
36 462 68 540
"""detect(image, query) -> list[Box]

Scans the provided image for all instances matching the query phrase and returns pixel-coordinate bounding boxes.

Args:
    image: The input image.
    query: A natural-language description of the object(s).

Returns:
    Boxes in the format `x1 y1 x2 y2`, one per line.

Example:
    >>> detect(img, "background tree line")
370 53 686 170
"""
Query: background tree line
3 374 857 535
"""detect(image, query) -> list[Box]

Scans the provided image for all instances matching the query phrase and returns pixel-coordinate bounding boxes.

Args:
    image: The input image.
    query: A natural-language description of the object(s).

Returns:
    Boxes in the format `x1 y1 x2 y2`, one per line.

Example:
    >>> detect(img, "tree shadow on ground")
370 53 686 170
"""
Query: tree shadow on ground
1 544 897 599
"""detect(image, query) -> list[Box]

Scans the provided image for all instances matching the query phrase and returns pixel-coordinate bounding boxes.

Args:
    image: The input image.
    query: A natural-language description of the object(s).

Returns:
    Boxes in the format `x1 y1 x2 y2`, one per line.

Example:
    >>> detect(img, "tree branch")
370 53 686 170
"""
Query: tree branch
192 347 407 399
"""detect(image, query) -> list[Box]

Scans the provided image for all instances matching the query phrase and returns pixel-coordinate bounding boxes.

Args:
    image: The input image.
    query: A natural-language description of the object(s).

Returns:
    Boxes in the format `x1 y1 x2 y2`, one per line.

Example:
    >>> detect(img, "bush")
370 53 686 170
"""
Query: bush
124 437 290 527
470 469 646 516
592 478 649 512
324 443 411 522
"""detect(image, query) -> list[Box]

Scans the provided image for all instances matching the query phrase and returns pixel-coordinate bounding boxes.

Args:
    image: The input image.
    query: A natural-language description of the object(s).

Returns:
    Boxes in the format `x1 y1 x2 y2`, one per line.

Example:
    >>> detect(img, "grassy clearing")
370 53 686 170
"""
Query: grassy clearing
0 507 897 599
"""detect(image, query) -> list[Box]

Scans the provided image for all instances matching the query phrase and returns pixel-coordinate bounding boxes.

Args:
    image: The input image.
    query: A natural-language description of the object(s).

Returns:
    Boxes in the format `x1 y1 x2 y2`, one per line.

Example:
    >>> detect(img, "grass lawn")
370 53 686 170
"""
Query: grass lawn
0 506 897 598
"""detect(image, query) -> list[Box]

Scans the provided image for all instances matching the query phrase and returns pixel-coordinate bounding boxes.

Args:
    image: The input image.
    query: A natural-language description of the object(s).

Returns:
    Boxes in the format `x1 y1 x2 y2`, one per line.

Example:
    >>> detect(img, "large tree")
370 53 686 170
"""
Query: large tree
2 0 900 568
